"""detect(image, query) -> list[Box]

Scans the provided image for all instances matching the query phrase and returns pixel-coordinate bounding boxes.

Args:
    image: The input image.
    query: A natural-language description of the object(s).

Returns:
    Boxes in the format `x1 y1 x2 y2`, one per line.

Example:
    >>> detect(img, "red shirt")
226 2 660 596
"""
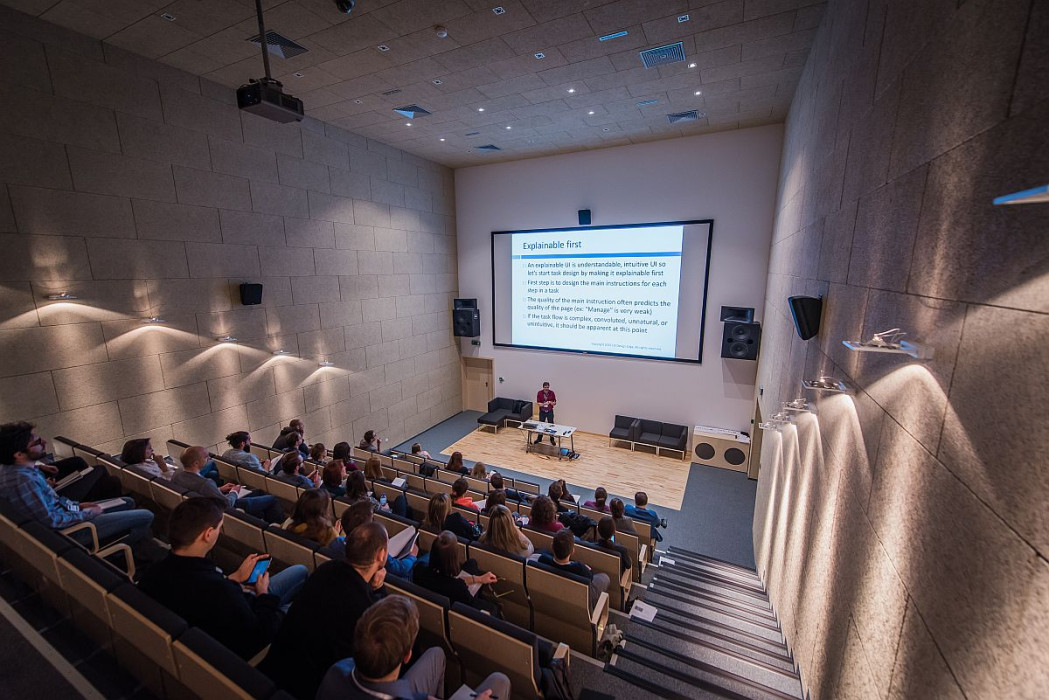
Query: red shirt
537 388 557 410
453 495 480 512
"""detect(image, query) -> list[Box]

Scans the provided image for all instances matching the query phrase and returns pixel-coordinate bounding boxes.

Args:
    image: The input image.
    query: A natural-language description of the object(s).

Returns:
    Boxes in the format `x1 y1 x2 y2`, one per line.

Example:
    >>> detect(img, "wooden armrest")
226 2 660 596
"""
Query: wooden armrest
640 543 650 563
620 568 632 590
97 542 135 580
590 590 609 628
248 644 270 667
62 521 99 552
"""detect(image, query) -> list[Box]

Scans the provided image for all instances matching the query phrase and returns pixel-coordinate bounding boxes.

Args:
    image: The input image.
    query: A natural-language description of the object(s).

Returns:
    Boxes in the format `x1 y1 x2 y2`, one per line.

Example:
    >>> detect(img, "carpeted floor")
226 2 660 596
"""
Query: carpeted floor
395 411 757 568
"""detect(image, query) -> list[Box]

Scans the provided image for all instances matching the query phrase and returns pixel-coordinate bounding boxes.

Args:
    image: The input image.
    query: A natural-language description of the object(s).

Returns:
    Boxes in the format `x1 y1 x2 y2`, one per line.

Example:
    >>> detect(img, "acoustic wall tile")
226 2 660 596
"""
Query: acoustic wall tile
173 165 252 211
0 234 93 282
302 129 349 169
313 249 358 276
160 84 243 143
887 601 966 700
219 210 286 247
0 82 121 154
208 136 279 183
172 405 250 450
0 33 52 91
86 238 188 280
249 180 310 218
0 282 39 329
0 133 73 189
145 278 233 314
33 280 150 325
160 345 243 389
285 218 335 249
248 277 294 308
330 168 371 200
67 146 177 202
303 376 349 412
0 323 108 377
206 370 277 412
52 355 165 412
307 191 356 224
34 401 124 447
196 308 269 341
48 47 163 121
291 276 341 304
319 301 363 330
115 112 211 169
246 388 306 434
11 186 136 239
277 154 331 194
334 223 375 250
1009 0 1049 118
353 200 391 228
133 199 221 243
259 247 315 277
102 313 200 359
242 111 303 158
0 372 59 423
185 242 260 279
266 304 321 336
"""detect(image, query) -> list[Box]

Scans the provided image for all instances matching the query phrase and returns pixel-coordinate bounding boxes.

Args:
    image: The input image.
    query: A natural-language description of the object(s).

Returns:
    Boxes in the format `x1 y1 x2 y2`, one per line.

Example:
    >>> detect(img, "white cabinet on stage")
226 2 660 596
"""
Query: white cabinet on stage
692 425 751 472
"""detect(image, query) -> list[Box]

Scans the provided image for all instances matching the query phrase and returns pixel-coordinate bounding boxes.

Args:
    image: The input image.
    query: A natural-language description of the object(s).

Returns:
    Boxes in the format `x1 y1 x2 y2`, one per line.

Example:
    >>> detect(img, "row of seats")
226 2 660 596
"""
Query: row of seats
36 437 574 700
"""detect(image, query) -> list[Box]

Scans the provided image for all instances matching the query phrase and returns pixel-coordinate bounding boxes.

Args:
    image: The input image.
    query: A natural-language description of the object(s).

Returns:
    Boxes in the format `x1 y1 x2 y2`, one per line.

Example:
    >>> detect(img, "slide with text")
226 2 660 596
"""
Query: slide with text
510 226 683 358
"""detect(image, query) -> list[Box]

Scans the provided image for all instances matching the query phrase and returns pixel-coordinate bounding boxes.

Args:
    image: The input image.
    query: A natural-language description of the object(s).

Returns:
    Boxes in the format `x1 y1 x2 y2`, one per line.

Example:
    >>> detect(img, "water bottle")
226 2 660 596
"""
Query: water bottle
380 493 387 506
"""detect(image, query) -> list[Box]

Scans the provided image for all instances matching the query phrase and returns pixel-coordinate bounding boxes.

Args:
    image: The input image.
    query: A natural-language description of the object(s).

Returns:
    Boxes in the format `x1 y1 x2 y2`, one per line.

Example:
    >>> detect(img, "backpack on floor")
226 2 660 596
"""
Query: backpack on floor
540 655 575 699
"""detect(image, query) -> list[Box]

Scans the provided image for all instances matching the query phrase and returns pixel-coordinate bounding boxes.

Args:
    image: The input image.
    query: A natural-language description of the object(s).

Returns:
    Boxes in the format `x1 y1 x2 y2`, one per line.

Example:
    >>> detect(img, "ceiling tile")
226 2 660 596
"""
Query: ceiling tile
318 46 396 80
309 13 397 56
370 0 473 36
584 0 688 36
434 36 517 73
327 74 398 100
476 72 548 99
536 55 615 86
40 1 127 39
558 24 646 62
155 0 254 37
107 14 201 60
486 46 567 79
502 13 593 54
443 0 537 45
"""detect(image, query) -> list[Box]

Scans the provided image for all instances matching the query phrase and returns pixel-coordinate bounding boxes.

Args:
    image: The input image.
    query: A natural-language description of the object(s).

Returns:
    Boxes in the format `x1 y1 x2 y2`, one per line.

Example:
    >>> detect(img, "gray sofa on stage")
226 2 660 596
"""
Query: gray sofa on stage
477 397 533 432
609 416 689 460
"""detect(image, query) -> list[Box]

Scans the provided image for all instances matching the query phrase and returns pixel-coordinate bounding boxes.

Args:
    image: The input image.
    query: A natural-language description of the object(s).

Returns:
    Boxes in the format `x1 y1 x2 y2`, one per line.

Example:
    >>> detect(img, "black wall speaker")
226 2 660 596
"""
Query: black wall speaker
453 308 481 337
578 209 591 226
788 296 823 340
239 283 263 306
453 298 477 309
721 321 761 360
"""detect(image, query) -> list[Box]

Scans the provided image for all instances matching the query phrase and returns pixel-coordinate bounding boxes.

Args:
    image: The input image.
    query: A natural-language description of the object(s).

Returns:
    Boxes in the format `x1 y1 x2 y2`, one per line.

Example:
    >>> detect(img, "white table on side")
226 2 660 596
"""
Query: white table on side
519 421 576 459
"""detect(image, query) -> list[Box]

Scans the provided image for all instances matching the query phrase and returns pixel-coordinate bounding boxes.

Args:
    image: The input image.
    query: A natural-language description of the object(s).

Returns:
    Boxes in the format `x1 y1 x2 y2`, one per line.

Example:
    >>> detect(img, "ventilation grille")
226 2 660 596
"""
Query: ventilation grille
636 99 659 108
382 88 402 96
248 31 309 60
393 104 431 118
639 42 685 68
476 144 501 151
667 110 705 123
465 131 481 137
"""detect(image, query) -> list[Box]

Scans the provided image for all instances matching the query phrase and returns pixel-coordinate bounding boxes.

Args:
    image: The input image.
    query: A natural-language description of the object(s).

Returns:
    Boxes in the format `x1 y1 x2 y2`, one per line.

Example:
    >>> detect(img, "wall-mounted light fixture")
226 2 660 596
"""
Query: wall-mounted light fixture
217 335 238 343
272 349 291 356
46 292 78 300
782 398 814 413
141 316 166 324
802 377 848 394
993 184 1048 206
758 422 782 431
318 360 334 367
843 328 932 359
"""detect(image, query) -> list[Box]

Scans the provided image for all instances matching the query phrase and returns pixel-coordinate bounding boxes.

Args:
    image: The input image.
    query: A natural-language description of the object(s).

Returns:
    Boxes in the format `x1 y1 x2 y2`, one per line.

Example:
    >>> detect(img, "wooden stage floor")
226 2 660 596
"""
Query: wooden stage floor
441 426 691 510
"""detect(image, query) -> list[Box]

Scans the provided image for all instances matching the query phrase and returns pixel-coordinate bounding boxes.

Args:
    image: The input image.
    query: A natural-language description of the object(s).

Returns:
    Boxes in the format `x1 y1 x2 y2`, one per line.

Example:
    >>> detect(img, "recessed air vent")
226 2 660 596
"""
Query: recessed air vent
381 88 402 96
476 144 501 151
639 42 685 69
667 110 705 123
248 31 309 60
636 99 658 108
393 104 431 118
465 131 481 137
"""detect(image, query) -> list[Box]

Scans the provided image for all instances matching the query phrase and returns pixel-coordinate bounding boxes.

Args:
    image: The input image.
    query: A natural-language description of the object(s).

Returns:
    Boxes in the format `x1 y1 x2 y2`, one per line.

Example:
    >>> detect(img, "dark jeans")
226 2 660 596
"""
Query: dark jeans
53 459 122 501
535 410 556 443
236 494 285 523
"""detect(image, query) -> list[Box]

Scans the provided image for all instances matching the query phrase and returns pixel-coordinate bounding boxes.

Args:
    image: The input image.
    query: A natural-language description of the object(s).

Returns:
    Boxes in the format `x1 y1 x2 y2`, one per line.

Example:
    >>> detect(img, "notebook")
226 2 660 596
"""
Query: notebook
388 526 418 559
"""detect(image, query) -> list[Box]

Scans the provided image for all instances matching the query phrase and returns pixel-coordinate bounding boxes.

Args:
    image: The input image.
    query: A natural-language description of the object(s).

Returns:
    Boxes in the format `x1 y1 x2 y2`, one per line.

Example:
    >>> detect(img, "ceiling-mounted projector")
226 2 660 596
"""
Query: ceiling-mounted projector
237 78 303 123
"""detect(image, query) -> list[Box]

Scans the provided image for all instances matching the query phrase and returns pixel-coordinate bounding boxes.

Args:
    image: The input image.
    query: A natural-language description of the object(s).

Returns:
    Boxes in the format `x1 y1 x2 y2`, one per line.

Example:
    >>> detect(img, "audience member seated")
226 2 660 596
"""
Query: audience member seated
595 516 631 575
260 522 389 699
539 529 610 609
610 498 637 537
321 459 347 498
0 421 154 548
175 446 284 523
410 442 431 460
547 482 572 513
345 470 379 508
139 498 308 660
309 443 327 463
413 531 498 614
121 438 174 480
479 504 533 557
317 595 510 700
362 456 383 480
445 451 468 475
284 489 340 546
323 502 418 579
451 478 479 512
358 430 382 453
332 441 355 468
424 493 479 541
480 488 506 516
272 419 310 456
470 462 488 479
490 472 529 503
0 423 121 503
625 491 666 542
273 451 321 490
529 496 564 534
222 431 271 472
555 478 577 503
583 486 610 513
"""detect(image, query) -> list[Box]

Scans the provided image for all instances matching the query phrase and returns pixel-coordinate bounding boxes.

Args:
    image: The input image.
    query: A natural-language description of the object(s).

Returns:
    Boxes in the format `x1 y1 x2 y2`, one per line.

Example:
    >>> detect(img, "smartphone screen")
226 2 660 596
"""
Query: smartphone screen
246 557 271 584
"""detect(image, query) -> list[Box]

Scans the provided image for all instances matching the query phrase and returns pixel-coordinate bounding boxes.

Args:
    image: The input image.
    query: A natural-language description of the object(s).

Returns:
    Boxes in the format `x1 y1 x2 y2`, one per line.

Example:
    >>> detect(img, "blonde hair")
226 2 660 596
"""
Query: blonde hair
470 462 488 479
364 456 383 480
480 505 525 555
425 493 451 530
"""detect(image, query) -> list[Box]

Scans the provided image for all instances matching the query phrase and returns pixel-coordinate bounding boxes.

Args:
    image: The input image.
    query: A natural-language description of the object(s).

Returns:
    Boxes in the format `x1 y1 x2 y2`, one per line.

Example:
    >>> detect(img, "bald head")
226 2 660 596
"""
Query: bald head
180 446 209 472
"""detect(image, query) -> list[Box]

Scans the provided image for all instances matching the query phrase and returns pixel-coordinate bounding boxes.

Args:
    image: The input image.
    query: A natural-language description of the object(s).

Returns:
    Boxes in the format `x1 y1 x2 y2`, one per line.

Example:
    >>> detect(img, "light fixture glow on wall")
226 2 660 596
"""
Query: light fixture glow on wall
272 349 291 356
46 292 78 300
782 398 813 413
141 316 166 324
758 421 783 432
843 328 932 359
217 335 238 343
802 377 849 394
318 360 334 367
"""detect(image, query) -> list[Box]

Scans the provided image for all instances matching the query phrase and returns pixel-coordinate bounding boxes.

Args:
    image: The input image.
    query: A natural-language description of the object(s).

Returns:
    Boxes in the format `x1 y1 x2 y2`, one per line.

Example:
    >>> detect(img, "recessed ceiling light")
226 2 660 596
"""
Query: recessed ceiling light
141 316 166 324
678 14 690 22
406 122 412 126
477 107 485 112
534 52 545 59
688 62 696 68
432 79 443 85
492 6 505 14
160 13 176 21
45 292 78 300
377 44 390 52
602 127 610 131
588 110 595 115
293 72 304 78
598 31 629 42
439 138 446 141
217 335 238 343
567 88 575 93
505 125 511 129
695 90 702 95
354 99 363 104
273 349 291 356
319 360 334 367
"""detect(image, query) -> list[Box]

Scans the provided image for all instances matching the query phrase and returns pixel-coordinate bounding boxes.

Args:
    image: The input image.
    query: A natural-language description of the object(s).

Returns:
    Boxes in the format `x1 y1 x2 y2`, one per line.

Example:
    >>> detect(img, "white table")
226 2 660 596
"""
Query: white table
519 421 576 459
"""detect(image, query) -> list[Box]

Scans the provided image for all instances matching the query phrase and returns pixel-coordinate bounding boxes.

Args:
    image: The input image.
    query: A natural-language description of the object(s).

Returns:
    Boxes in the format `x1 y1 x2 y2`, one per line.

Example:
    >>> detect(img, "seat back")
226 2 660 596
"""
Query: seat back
166 439 191 462
264 475 300 506
236 466 268 492
379 465 399 482
573 541 625 610
391 457 415 471
385 578 461 693
351 447 373 462
72 444 102 466
150 479 189 512
404 490 430 520
405 473 427 492
525 560 596 655
263 526 318 571
107 582 188 676
212 457 240 483
374 511 413 539
463 475 489 493
221 510 267 554
57 548 124 646
97 453 125 478
52 436 79 460
468 544 531 629
372 481 404 509
173 627 276 700
516 479 540 496
448 602 541 700
521 527 554 555
249 444 272 462
120 464 156 501
426 479 453 496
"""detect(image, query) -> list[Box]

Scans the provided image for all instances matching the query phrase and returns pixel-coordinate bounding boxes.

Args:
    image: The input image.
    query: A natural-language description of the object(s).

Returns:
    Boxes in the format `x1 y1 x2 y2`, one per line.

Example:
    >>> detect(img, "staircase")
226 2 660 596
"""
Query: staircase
605 546 804 699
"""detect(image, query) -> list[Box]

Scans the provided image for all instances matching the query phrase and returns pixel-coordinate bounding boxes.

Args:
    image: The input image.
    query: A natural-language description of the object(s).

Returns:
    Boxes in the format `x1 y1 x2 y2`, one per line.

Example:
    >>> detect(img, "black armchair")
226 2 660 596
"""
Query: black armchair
608 415 640 449
657 423 689 459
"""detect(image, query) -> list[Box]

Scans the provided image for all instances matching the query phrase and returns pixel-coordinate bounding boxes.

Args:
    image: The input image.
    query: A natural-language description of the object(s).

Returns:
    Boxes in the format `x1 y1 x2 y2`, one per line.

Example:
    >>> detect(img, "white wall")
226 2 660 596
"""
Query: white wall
455 125 783 435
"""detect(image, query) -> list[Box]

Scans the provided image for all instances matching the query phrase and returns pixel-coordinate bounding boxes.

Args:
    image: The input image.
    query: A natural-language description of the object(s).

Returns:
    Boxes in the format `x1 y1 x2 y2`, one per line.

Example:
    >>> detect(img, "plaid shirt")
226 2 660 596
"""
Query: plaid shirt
0 463 88 528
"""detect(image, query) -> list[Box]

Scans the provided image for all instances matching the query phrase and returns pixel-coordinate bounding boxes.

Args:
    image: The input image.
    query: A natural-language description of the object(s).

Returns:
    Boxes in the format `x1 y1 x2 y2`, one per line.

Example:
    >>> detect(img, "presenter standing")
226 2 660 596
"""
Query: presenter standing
534 381 557 445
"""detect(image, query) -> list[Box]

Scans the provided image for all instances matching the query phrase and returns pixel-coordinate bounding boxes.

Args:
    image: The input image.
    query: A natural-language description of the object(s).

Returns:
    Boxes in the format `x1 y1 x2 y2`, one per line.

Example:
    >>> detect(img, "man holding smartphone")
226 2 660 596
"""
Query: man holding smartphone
138 498 308 660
